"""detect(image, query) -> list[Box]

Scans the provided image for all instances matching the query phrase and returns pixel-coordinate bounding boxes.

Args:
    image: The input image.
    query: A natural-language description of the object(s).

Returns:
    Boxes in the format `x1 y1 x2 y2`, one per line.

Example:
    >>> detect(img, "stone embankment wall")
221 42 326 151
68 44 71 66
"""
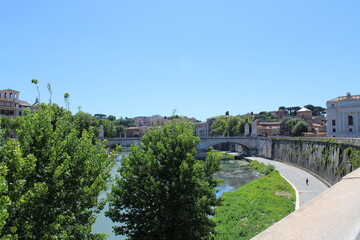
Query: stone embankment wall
256 138 360 186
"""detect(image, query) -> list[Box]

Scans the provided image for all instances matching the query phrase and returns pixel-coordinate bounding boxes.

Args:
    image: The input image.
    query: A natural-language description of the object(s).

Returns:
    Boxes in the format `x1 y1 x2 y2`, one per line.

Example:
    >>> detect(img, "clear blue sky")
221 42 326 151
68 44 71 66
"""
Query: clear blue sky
1 1 359 121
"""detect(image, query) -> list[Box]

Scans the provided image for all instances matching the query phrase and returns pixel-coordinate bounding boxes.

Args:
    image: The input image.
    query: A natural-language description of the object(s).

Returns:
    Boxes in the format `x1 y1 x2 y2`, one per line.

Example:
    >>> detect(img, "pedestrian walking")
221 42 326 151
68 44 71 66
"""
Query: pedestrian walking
306 178 309 185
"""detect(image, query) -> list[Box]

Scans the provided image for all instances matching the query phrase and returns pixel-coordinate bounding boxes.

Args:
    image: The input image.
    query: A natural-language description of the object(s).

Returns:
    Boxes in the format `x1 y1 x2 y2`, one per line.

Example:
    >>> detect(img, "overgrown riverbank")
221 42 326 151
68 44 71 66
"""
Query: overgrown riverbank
213 162 295 240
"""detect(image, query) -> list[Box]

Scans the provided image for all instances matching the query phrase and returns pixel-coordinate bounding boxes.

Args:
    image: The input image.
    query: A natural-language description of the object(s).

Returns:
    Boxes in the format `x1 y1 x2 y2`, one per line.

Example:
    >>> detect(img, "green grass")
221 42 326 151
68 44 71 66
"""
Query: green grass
213 170 295 240
248 160 275 175
216 151 236 160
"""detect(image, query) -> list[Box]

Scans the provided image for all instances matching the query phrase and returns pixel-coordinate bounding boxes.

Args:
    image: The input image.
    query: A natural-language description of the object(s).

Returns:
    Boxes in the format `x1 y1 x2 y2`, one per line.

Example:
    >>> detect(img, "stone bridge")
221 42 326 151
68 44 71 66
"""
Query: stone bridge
195 136 259 158
107 137 142 148
106 136 259 158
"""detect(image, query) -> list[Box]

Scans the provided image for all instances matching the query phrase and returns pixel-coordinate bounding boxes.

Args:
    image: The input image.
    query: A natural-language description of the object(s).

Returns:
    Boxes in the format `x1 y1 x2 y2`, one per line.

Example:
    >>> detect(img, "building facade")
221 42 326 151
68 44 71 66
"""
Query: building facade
0 89 32 118
194 122 209 138
326 92 360 137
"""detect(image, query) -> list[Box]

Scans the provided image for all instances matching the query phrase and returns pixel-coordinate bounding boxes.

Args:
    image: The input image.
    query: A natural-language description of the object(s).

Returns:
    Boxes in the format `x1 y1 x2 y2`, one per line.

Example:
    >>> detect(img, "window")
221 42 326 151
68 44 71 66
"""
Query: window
350 128 353 132
332 128 336 132
331 104 335 108
332 120 336 126
348 115 353 126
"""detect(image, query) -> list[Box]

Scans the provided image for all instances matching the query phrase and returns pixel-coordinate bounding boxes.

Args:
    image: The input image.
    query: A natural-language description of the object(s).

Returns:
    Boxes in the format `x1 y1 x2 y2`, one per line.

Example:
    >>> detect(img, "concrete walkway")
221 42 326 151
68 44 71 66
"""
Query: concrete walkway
252 168 360 240
245 157 328 208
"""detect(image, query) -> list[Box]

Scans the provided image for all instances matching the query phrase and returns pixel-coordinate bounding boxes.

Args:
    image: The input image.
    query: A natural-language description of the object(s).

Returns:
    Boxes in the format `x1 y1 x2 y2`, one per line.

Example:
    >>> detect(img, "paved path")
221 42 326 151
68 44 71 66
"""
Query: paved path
253 168 360 240
245 157 328 208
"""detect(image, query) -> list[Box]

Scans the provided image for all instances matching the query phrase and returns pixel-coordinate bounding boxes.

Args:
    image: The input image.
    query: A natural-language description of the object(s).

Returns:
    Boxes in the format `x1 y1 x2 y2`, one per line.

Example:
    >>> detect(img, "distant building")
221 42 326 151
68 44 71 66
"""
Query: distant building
125 127 141 137
296 107 313 122
253 106 327 137
194 122 209 138
256 121 282 136
125 126 153 138
326 92 360 137
0 89 32 118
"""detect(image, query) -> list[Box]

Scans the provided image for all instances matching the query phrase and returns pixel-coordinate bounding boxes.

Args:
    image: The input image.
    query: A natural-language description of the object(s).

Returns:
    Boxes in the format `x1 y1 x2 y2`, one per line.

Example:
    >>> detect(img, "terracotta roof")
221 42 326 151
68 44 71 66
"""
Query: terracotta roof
257 122 282 126
19 100 31 106
328 95 360 102
0 89 20 93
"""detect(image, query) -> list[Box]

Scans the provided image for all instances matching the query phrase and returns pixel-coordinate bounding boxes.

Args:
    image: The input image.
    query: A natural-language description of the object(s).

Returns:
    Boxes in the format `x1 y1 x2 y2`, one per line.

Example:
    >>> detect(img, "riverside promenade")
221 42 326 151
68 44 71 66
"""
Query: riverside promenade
245 157 328 208
247 157 360 240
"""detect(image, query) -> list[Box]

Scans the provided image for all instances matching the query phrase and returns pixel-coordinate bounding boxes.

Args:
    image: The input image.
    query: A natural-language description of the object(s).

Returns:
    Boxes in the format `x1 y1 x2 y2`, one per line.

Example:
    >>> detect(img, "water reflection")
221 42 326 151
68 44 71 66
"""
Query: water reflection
215 160 262 198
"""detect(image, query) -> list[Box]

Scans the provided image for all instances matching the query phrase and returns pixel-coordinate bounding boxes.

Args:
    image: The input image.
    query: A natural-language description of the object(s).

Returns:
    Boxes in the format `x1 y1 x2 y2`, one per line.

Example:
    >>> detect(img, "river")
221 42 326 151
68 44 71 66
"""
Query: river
92 155 261 240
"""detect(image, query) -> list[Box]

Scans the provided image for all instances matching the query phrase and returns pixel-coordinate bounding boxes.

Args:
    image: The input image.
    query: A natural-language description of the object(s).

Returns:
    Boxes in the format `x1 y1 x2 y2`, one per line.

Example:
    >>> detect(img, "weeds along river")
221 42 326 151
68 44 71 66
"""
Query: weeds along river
92 154 262 240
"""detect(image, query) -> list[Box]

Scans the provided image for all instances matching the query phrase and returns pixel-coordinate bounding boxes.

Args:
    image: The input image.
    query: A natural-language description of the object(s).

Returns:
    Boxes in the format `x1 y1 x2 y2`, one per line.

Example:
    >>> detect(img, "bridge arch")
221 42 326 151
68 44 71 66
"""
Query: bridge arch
196 137 258 158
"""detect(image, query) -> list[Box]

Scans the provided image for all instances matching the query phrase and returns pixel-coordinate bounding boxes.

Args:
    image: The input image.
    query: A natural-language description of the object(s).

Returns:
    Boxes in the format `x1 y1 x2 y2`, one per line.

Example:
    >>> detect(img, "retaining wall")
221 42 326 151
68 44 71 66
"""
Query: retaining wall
264 138 360 185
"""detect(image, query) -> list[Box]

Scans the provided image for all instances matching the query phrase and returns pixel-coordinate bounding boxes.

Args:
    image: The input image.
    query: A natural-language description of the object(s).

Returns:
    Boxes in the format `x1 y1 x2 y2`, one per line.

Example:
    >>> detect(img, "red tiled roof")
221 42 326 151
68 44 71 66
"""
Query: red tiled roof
0 89 20 93
328 95 360 102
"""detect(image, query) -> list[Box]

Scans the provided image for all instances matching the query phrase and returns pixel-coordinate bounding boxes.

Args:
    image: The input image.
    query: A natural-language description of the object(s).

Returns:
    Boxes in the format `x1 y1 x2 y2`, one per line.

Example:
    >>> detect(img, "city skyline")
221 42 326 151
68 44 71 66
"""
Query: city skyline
1 1 360 121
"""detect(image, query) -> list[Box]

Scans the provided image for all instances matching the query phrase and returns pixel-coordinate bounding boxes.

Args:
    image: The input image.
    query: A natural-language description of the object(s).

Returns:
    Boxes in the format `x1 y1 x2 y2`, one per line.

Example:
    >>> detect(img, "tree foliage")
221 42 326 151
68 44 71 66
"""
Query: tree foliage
211 116 252 136
0 117 22 138
106 119 222 240
0 104 117 239
107 115 116 121
286 118 309 136
285 106 301 116
304 104 326 116
254 112 279 122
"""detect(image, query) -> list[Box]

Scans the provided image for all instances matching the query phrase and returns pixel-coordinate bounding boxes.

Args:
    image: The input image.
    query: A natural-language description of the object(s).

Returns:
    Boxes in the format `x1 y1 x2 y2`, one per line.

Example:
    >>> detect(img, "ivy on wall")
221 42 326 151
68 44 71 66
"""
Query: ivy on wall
270 138 360 185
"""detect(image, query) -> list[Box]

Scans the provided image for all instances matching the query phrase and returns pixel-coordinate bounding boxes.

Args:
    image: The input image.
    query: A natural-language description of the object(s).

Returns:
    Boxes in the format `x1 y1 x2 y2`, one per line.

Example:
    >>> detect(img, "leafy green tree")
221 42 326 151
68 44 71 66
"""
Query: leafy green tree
210 116 228 136
285 106 301 116
115 125 125 137
304 104 326 116
286 118 309 136
254 111 279 122
31 79 40 102
47 83 53 105
227 116 242 136
73 111 101 141
0 117 22 138
94 114 107 119
107 115 116 121
0 131 10 236
101 119 116 138
114 117 135 128
211 116 251 136
106 119 222 240
64 93 70 110
0 104 117 239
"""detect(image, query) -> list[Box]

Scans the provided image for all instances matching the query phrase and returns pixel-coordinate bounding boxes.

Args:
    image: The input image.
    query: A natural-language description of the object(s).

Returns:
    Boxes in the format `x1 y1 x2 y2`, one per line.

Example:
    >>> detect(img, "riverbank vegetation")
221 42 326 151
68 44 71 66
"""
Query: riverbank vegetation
213 165 295 240
216 151 236 160
248 160 275 175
